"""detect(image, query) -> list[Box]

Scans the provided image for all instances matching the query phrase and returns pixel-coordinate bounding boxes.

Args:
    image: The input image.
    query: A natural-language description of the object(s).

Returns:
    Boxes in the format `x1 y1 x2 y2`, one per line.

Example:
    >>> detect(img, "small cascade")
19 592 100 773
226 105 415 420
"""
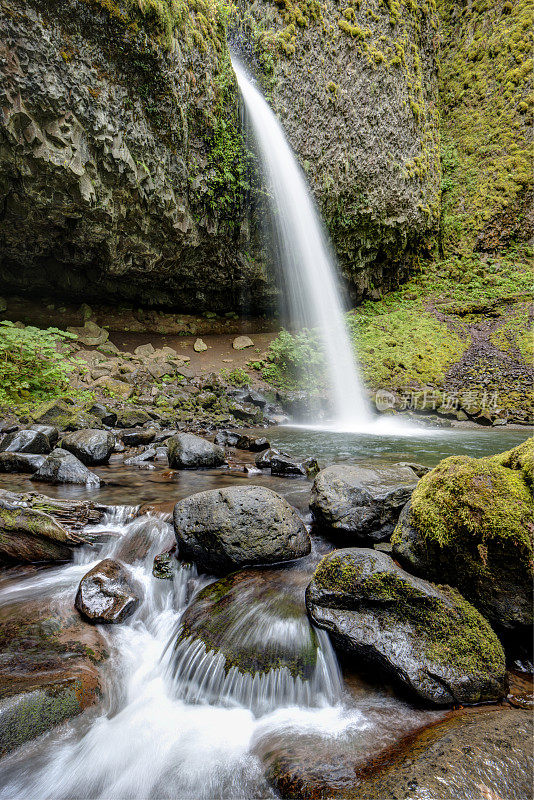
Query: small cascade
232 55 372 430
168 627 342 715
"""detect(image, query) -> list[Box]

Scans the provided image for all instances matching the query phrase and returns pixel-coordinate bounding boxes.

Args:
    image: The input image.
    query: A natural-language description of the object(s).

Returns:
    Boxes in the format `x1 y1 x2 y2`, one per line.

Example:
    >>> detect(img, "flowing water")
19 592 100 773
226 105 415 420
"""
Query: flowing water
0 427 530 798
232 56 371 430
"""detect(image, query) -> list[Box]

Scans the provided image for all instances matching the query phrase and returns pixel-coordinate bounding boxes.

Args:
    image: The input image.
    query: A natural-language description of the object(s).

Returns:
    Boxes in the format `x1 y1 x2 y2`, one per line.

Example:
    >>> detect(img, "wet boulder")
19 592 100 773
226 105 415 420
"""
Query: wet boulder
0 452 46 473
0 596 107 756
170 569 328 713
75 558 141 623
311 464 419 543
235 434 270 452
60 429 115 465
0 497 87 562
120 428 156 447
213 429 241 447
255 447 281 469
391 441 534 634
32 448 101 486
306 548 507 707
28 424 59 447
173 485 311 573
271 454 319 478
167 432 225 469
0 429 50 455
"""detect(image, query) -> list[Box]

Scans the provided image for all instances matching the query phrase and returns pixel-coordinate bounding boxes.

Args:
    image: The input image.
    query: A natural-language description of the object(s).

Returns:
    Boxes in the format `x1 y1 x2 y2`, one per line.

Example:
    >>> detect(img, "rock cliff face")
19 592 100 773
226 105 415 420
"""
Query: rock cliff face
0 0 272 312
242 0 441 300
0 0 443 311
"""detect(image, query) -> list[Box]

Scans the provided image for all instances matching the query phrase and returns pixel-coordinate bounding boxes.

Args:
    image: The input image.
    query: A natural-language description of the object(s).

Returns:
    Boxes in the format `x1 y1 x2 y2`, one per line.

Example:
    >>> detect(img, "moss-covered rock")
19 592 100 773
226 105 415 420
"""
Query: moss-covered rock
307 548 507 707
391 439 534 634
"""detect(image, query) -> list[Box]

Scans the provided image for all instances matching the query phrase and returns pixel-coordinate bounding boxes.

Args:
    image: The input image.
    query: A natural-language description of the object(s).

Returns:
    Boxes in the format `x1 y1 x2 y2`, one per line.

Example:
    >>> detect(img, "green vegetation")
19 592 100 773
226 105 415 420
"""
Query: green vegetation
398 451 533 552
262 329 326 390
438 0 533 255
0 321 76 406
220 367 250 386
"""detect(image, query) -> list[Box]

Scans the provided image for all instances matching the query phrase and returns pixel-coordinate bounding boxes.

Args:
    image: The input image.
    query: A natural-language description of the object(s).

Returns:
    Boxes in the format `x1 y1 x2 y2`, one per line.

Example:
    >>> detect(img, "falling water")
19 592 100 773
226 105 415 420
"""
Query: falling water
232 56 371 430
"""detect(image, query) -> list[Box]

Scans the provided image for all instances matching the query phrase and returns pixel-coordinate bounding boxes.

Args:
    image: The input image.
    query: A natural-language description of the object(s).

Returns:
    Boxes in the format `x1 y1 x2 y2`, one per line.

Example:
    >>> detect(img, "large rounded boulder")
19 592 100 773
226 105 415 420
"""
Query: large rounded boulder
306 548 507 707
173 485 311 573
60 429 115 466
391 440 533 634
167 432 225 470
311 464 419 543
0 429 50 455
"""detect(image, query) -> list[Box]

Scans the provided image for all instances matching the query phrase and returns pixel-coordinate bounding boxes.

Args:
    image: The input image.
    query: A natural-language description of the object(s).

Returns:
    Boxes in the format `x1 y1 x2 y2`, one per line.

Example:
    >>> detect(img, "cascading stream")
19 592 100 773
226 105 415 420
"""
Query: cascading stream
232 55 372 430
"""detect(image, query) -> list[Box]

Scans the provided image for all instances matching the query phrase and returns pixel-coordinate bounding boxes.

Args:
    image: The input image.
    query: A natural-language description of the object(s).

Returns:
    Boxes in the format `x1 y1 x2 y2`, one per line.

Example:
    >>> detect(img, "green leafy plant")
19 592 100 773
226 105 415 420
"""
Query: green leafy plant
262 329 326 390
0 321 76 404
220 367 250 386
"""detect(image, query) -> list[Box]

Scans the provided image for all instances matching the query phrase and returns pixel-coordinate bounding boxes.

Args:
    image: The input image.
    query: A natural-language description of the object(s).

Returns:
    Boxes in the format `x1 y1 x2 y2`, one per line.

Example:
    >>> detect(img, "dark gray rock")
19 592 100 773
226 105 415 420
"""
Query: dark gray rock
213 430 241 448
167 432 225 470
255 448 281 469
173 485 311 573
75 558 141 623
0 430 50 455
271 454 319 478
60 429 115 465
28 425 59 447
311 464 418 543
236 435 270 452
120 428 156 447
88 404 117 427
32 449 100 486
306 548 507 707
0 453 46 474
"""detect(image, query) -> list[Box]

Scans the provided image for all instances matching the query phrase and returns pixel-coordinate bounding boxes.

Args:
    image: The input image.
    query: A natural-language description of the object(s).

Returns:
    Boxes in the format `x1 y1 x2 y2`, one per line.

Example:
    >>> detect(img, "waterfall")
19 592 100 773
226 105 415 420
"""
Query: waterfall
232 56 371 430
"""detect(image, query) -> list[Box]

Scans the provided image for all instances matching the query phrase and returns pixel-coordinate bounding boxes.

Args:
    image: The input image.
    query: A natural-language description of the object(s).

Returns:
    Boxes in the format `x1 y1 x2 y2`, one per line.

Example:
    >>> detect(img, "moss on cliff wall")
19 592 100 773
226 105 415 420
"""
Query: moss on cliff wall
437 0 533 256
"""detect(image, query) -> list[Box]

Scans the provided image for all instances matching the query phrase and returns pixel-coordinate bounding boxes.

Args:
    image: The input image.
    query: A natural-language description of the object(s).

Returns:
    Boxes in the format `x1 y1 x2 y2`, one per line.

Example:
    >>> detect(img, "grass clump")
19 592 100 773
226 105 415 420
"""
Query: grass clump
0 321 76 406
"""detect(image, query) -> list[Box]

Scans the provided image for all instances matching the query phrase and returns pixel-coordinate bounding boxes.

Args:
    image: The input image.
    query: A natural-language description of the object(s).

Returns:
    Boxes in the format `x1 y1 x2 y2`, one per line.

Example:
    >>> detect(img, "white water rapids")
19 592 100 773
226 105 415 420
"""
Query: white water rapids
0 509 390 800
232 56 372 430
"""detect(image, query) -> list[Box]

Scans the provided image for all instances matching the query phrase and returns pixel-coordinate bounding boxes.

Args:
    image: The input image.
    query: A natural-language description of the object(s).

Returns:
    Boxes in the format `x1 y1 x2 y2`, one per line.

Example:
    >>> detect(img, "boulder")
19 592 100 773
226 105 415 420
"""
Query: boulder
167 432 225 470
255 447 281 469
0 497 86 562
391 441 534 633
28 424 59 447
0 429 50 454
306 548 507 707
88 404 117 427
0 596 107 755
173 485 311 573
311 464 419 543
60 429 115 465
75 558 141 623
232 335 254 350
93 376 133 400
271 454 319 478
32 448 101 486
213 430 241 448
120 428 156 447
115 408 153 428
235 434 270 452
0 452 46 473
67 320 109 346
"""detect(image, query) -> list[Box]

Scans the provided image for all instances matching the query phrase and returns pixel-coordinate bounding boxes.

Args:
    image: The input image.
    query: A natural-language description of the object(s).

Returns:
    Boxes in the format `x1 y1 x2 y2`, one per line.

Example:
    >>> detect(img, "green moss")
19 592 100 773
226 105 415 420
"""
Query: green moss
438 0 533 255
396 453 533 553
492 437 533 487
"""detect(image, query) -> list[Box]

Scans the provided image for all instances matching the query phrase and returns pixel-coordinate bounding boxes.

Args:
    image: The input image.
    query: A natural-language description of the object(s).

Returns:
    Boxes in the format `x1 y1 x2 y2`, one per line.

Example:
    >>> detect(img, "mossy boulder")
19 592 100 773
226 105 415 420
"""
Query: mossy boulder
391 439 534 634
306 548 507 707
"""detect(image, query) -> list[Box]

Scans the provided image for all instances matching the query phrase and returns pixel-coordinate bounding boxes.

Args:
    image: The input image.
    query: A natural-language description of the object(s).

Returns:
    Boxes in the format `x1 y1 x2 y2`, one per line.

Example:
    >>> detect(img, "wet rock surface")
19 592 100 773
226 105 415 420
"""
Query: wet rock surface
311 464 419 543
391 441 534 634
175 568 318 679
0 595 107 755
306 548 507 707
32 448 101 486
173 485 311 574
60 429 115 466
0 453 46 474
75 558 141 624
0 430 51 455
167 433 225 470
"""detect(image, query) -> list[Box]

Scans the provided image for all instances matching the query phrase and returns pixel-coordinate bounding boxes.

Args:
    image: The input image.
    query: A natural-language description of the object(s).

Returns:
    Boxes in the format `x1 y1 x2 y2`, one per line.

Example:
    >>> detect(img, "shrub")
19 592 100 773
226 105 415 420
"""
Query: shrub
0 321 75 404
262 329 326 390
220 367 250 386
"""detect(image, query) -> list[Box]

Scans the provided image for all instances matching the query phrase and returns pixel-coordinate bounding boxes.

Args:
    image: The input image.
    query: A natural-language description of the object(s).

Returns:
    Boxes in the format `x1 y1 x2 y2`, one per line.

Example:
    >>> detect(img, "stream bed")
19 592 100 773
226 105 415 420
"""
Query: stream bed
0 425 531 799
